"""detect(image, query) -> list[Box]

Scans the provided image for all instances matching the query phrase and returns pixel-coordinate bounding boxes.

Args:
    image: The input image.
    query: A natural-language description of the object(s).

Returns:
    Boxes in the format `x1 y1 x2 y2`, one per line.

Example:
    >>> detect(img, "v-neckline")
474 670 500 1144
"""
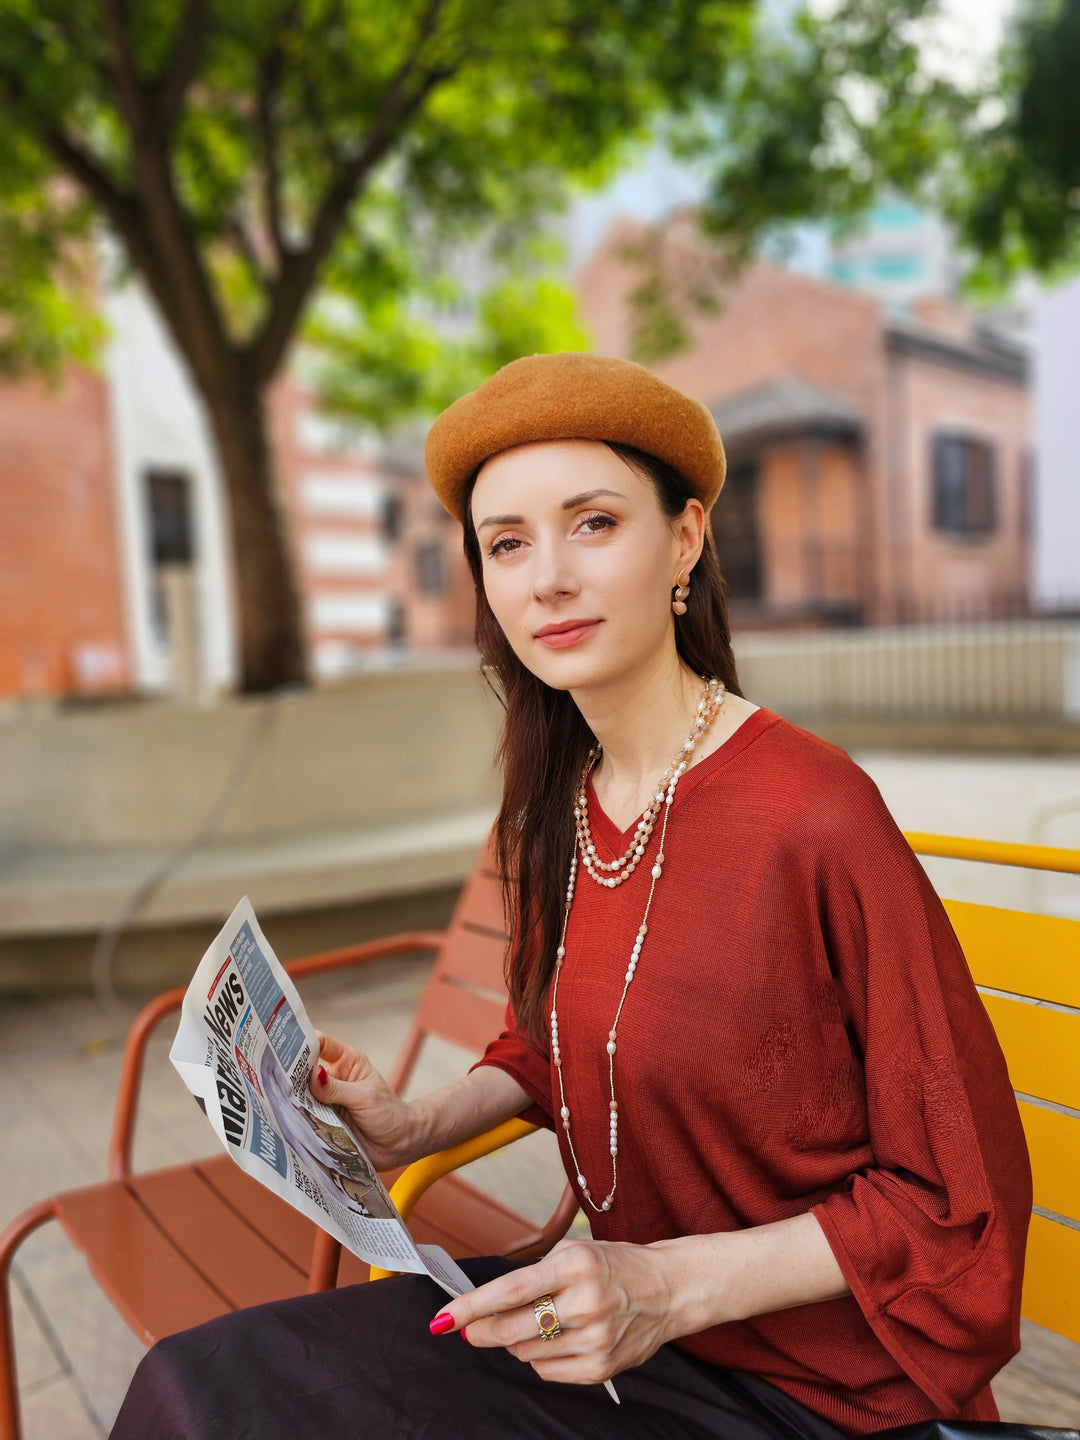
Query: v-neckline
584 705 779 845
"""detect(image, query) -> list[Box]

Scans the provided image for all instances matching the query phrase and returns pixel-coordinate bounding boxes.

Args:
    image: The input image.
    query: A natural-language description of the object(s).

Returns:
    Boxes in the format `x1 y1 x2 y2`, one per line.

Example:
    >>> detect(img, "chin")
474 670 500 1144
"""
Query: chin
527 647 627 695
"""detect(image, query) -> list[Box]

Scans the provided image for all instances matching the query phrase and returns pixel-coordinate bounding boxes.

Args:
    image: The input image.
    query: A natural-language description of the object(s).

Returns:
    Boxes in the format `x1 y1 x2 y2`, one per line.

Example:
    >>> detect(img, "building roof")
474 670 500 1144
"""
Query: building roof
708 376 863 449
884 316 1029 385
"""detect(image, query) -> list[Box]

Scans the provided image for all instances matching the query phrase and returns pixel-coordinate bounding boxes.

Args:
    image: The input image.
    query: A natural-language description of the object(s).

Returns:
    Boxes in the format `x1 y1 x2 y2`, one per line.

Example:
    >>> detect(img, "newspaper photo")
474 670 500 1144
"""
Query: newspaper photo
170 896 475 1299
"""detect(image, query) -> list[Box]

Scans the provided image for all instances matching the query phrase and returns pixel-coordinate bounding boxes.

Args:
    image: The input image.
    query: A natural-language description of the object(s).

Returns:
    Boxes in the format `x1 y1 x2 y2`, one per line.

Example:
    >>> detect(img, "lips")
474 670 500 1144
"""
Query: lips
534 620 602 649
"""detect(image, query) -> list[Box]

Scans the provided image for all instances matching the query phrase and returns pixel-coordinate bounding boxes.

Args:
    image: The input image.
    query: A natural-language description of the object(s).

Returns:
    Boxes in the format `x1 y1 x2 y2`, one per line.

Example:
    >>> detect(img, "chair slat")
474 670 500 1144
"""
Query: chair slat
131 1168 307 1310
1021 1212 1080 1343
338 1251 372 1285
55 1182 229 1343
979 993 1080 1111
195 1154 319 1271
410 1174 542 1257
944 900 1080 1008
447 873 507 938
442 844 503 929
410 978 509 1057
435 928 509 994
1018 1101 1080 1225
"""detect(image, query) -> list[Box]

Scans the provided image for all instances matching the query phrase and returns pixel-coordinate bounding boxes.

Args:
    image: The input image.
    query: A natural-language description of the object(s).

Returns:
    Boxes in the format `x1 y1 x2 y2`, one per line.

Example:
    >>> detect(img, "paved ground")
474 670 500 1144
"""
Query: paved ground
2 746 1080 1436
851 747 1080 918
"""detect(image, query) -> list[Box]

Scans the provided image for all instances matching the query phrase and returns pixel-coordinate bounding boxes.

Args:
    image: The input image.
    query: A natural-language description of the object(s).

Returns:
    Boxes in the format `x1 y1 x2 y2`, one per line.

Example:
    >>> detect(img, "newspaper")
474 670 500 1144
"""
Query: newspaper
170 896 475 1300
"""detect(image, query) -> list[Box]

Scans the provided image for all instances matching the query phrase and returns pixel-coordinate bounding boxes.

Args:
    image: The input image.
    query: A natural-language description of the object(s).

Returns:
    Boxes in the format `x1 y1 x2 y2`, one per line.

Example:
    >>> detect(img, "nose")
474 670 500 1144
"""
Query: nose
530 534 580 605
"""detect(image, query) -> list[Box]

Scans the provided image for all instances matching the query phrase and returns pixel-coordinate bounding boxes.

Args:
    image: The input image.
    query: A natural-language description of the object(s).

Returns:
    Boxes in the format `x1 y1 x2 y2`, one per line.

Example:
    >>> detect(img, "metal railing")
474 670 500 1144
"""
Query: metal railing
734 616 1080 722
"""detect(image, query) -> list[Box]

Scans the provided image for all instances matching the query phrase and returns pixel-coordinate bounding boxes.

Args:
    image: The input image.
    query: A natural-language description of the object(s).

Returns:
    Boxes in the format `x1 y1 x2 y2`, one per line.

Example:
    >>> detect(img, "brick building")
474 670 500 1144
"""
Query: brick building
578 220 1033 627
0 367 130 699
0 280 407 702
1 227 1035 699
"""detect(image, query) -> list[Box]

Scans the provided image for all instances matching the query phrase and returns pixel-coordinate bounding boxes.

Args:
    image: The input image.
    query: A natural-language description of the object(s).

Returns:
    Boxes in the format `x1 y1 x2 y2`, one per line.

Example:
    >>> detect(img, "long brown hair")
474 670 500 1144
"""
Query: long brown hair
463 442 742 1049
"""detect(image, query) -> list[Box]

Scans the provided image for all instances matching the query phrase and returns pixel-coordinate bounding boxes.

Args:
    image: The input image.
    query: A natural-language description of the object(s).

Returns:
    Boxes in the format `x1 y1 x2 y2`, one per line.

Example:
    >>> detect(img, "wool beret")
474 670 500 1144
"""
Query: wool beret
424 352 726 523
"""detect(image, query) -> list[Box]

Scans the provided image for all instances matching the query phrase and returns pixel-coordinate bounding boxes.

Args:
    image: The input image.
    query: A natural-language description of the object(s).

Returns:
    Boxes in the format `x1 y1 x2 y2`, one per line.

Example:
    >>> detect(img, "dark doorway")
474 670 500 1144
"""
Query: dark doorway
146 469 195 566
144 469 195 646
711 459 762 601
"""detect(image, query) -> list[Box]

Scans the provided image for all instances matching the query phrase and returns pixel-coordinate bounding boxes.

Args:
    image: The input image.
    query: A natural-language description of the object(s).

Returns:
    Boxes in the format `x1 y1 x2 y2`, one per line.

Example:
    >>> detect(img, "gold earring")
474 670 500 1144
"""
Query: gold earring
672 570 690 616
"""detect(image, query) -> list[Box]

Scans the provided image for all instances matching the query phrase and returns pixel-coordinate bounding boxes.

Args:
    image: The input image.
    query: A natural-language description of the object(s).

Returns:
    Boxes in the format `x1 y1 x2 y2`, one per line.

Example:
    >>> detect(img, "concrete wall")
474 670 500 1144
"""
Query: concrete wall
0 664 505 991
0 663 502 851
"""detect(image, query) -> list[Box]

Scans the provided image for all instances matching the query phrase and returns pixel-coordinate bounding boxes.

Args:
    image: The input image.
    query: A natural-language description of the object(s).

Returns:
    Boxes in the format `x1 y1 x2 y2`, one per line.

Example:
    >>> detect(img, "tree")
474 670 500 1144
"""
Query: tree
619 0 1080 362
689 0 1080 293
0 0 753 693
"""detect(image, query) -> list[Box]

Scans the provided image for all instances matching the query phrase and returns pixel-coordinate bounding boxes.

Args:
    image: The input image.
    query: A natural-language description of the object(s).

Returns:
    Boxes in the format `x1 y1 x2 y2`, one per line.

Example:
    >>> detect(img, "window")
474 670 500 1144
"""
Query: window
931 434 997 537
710 459 762 601
415 538 447 595
145 469 195 565
381 491 404 543
144 469 195 645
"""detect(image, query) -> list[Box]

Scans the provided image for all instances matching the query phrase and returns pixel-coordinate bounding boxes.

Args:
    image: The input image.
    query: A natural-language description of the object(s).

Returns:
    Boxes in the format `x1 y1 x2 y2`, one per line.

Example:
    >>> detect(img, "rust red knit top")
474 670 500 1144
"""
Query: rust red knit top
473 707 1032 1435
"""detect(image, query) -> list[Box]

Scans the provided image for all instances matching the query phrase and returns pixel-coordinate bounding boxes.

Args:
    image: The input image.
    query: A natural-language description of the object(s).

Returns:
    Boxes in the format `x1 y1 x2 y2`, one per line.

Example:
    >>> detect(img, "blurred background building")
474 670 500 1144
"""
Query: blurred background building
3 210 1070 702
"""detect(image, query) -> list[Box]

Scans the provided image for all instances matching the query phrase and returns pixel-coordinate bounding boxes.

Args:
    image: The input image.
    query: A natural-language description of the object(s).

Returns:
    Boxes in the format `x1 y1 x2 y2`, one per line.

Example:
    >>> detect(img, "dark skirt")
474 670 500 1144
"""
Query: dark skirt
109 1257 850 1440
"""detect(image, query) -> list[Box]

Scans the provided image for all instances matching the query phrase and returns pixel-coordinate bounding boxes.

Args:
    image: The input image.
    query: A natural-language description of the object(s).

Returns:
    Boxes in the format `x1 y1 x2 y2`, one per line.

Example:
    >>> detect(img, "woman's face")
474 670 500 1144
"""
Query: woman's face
470 439 702 693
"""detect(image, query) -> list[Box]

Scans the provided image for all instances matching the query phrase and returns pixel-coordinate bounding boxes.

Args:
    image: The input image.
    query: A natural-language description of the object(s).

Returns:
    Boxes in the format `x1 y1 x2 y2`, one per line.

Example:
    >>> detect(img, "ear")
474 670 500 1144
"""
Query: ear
674 498 707 580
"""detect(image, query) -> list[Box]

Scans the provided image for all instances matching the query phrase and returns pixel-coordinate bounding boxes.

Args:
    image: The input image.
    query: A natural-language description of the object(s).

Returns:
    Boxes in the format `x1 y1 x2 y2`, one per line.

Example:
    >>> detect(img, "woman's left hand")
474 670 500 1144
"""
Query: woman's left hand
432 1237 679 1386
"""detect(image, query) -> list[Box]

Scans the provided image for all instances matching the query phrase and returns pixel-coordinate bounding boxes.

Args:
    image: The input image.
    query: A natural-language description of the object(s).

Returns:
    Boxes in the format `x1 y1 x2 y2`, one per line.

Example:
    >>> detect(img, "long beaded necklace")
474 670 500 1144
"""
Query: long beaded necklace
550 676 726 1213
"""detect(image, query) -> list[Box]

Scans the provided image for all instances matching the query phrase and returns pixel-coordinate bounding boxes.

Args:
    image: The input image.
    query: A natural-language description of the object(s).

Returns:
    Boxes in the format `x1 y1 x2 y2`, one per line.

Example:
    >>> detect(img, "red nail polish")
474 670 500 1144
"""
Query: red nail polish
317 1065 327 1086
429 1313 454 1335
460 1327 469 1344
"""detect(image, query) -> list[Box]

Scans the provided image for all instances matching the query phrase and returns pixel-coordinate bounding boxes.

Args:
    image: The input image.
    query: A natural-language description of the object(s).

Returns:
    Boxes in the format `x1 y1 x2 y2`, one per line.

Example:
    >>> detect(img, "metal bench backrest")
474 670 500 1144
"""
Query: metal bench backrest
907 833 1080 1345
390 839 511 1092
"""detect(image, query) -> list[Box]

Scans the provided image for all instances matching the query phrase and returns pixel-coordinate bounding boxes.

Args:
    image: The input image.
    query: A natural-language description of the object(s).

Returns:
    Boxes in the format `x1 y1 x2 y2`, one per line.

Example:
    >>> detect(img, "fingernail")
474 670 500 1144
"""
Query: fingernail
460 1327 469 1344
317 1065 327 1086
429 1313 454 1335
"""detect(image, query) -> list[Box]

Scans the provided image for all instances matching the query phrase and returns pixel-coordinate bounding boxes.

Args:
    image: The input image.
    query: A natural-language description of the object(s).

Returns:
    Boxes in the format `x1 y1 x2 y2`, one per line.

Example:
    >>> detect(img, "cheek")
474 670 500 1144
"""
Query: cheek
479 564 526 631
593 547 669 625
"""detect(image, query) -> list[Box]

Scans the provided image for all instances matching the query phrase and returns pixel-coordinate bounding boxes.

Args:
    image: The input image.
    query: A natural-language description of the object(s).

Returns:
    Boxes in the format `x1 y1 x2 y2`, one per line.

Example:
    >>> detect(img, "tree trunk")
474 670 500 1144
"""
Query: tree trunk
205 383 309 694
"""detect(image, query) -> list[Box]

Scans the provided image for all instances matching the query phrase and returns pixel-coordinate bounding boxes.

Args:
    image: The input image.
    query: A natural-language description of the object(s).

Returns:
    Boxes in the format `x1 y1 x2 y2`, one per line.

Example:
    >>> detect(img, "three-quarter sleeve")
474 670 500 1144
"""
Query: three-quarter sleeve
808 780 1032 1416
470 1000 555 1131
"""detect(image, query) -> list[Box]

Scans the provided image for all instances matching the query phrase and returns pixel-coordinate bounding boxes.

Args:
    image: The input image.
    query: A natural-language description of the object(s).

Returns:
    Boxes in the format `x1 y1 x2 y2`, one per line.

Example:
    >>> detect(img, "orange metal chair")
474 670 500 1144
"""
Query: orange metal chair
0 841 577 1440
3 833 1078 1436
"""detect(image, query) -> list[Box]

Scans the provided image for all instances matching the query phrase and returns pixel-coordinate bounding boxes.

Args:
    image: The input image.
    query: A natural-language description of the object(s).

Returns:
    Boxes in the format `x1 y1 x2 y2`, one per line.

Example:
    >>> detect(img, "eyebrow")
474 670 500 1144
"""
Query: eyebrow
474 489 627 531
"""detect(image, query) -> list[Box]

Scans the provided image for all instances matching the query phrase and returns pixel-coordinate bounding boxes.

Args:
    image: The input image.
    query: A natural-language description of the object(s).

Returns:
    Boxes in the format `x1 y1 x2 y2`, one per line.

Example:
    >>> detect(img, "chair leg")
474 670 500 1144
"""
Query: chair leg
306 1229 342 1293
0 1200 60 1440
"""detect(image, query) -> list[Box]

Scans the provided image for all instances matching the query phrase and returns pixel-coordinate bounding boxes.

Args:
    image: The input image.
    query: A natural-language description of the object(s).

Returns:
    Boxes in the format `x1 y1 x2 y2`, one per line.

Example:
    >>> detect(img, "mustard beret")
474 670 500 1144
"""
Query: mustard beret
424 352 726 523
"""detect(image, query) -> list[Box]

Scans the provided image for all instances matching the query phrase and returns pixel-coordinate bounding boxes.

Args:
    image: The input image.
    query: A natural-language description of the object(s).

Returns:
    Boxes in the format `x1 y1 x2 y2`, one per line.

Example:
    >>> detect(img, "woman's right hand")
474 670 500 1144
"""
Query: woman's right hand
308 1031 419 1171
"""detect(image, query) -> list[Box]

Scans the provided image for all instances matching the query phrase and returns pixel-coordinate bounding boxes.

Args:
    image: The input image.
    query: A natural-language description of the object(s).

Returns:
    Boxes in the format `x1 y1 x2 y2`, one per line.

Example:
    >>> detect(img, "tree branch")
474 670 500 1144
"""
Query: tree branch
43 129 190 339
256 9 299 265
227 211 272 292
100 0 149 133
251 0 458 379
96 0 241 395
155 0 211 137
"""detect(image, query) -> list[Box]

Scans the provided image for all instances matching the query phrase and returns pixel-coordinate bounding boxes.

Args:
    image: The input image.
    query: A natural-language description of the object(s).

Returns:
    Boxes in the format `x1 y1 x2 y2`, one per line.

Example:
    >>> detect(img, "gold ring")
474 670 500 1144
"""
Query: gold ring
533 1293 561 1340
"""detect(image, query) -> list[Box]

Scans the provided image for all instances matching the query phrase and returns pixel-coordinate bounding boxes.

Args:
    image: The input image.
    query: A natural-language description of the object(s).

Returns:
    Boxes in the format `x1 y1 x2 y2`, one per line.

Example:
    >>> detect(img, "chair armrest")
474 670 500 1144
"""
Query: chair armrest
369 1117 539 1281
108 927 448 1180
903 831 1080 875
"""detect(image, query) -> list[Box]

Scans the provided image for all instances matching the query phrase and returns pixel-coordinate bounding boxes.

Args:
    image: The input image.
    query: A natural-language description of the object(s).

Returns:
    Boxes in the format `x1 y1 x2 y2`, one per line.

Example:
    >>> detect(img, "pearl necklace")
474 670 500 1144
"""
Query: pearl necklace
551 677 727 1213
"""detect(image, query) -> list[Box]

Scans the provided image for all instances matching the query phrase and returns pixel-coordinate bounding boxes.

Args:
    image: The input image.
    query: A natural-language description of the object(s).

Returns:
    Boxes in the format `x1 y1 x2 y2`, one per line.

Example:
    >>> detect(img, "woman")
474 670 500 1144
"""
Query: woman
111 354 1031 1440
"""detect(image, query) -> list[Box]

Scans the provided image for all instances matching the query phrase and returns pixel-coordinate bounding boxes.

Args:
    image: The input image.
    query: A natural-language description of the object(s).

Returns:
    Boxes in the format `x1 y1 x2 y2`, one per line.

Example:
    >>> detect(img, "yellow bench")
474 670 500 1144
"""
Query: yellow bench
377 832 1080 1358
